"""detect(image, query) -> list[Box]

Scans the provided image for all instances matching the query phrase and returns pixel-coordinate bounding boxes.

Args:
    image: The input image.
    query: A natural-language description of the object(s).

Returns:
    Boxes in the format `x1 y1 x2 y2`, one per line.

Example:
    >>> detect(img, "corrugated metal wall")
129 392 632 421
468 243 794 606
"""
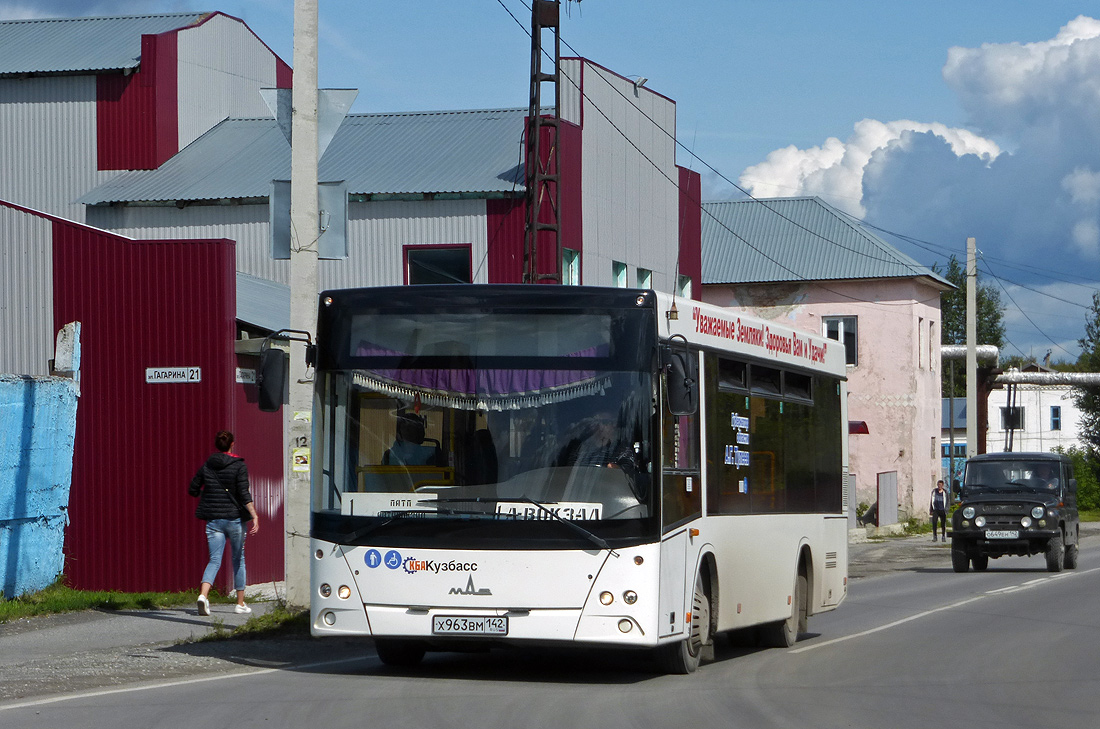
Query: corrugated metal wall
96 32 178 171
574 61 680 292
85 203 286 284
0 203 53 375
0 76 118 222
51 223 242 592
324 198 490 289
231 353 285 588
678 166 702 296
177 14 281 150
486 198 525 283
89 197 492 290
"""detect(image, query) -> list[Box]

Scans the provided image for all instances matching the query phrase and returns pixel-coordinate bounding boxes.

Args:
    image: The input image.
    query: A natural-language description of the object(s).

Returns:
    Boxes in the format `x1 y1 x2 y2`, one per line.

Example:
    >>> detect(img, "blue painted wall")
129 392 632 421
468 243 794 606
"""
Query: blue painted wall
0 375 78 598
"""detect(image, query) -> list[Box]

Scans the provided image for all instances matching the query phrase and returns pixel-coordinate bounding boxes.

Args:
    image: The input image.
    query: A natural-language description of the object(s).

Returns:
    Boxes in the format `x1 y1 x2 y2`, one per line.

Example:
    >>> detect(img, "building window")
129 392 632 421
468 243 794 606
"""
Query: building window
1001 406 1025 430
406 245 470 284
929 321 936 374
918 317 925 368
562 248 580 286
612 261 627 288
1051 406 1062 431
823 316 858 366
637 267 652 289
676 275 692 298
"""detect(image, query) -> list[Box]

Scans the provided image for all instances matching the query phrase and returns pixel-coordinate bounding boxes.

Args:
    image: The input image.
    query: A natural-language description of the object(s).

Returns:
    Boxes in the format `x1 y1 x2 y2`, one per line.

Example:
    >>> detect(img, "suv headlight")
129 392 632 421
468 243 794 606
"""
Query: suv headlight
1031 506 1045 519
962 506 976 519
1020 516 1032 528
974 515 986 528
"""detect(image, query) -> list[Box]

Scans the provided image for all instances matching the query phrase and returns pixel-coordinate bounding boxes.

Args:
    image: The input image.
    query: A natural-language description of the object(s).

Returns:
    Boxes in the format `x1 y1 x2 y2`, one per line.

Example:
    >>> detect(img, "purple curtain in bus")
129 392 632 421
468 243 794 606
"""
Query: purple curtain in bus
352 342 608 409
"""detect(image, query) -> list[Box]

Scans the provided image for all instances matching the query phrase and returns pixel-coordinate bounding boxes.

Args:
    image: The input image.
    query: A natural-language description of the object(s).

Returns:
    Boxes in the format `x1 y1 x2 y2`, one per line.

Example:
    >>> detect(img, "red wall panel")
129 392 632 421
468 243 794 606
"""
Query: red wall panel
485 197 525 284
52 224 240 592
231 354 285 588
678 166 702 298
96 32 179 171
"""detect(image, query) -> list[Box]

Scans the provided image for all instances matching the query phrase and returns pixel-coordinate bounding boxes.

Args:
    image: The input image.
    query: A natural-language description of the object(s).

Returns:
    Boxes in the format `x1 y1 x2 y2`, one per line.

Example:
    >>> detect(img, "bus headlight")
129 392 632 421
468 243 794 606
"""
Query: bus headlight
1020 516 1032 528
974 516 986 528
600 591 614 605
623 590 638 605
962 506 975 519
338 585 352 600
1031 506 1045 519
322 611 336 626
319 583 332 598
618 619 633 633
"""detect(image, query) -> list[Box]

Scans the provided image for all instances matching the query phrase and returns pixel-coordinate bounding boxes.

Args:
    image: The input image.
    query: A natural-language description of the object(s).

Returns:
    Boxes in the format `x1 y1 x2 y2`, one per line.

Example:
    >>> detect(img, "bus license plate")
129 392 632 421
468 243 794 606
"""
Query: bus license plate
432 616 508 636
985 530 1019 539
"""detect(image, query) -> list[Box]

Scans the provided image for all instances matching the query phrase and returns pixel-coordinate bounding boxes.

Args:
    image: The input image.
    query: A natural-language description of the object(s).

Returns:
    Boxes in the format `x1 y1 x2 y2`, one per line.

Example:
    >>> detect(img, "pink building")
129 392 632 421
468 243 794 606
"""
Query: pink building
701 197 952 519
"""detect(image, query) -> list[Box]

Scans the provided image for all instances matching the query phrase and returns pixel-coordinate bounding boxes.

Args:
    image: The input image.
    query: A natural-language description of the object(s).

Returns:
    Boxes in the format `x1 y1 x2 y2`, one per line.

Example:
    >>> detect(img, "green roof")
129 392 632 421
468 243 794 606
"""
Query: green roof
702 197 949 287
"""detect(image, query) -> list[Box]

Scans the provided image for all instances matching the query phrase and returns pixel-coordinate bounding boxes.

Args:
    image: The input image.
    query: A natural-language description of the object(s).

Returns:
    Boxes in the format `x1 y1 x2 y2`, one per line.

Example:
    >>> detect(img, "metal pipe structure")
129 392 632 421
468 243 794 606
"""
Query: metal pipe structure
941 345 1000 363
995 370 1100 386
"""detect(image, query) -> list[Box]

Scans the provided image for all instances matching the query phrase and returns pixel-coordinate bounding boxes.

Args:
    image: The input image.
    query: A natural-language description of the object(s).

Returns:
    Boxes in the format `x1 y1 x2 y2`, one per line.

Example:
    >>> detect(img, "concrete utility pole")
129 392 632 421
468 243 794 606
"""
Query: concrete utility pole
286 0 319 609
966 237 978 459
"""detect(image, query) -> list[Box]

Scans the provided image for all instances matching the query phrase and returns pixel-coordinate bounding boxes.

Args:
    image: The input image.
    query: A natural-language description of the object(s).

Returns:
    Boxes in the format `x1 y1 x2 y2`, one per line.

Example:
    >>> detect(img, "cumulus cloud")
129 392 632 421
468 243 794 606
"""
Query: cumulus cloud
735 15 1100 358
739 119 1000 216
944 15 1100 141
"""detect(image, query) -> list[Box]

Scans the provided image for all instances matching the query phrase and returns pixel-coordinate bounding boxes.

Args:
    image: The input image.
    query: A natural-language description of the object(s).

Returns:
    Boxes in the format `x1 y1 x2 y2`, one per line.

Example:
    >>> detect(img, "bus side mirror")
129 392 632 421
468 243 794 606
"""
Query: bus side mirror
662 344 698 416
258 347 287 412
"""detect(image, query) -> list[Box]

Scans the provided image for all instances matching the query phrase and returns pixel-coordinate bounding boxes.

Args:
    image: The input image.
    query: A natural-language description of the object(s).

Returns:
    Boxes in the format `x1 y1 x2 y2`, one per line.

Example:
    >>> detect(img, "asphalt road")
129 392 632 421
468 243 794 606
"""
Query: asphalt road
2 529 1099 727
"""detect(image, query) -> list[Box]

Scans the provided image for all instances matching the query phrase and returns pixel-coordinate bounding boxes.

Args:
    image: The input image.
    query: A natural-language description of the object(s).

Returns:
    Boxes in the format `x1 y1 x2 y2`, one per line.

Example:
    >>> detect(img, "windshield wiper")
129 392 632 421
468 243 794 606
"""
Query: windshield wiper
470 496 617 555
342 508 428 542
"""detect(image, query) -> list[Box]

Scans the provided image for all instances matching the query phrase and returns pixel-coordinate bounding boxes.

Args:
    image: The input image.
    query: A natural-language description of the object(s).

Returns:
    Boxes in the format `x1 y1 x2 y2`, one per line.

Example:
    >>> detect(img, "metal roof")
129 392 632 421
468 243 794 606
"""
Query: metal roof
236 273 289 333
80 108 530 204
0 13 209 75
701 197 950 287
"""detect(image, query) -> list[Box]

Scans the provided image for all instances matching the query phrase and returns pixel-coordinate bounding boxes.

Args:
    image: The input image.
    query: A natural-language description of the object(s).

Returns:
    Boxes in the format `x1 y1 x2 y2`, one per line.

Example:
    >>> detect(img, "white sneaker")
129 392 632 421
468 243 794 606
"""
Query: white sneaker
234 603 252 614
197 594 210 616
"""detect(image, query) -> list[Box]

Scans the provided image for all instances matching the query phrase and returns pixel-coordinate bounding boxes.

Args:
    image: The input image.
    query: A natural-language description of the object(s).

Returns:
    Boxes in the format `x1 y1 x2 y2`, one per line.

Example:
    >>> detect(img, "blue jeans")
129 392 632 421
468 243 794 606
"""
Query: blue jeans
203 519 246 590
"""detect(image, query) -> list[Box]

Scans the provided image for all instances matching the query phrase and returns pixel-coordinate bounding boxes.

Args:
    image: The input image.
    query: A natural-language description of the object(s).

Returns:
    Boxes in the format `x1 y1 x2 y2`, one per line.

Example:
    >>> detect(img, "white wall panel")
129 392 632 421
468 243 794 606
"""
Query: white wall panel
88 197 490 292
86 203 287 284
0 206 53 375
0 76 119 222
177 14 280 150
576 62 679 292
322 199 489 290
560 59 583 126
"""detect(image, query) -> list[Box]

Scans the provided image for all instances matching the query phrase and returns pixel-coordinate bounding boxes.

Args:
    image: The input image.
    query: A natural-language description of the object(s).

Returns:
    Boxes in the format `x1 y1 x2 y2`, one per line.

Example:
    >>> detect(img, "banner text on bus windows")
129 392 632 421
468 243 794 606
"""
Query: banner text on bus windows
691 307 827 364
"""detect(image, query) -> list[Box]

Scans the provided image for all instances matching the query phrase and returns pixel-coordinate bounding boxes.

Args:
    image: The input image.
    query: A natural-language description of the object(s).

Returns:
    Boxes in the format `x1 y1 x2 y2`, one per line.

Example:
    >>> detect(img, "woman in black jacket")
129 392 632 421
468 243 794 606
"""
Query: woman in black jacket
189 430 259 616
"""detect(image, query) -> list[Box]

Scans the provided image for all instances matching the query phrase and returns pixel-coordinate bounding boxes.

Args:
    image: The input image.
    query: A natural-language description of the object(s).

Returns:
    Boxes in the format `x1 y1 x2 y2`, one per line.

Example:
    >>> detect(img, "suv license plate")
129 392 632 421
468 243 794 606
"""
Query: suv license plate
432 616 508 635
985 530 1020 539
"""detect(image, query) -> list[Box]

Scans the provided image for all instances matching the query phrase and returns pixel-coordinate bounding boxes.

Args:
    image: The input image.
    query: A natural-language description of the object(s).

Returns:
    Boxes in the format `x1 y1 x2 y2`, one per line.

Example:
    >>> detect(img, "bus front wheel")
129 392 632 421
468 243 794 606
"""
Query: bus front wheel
656 572 710 674
374 638 427 667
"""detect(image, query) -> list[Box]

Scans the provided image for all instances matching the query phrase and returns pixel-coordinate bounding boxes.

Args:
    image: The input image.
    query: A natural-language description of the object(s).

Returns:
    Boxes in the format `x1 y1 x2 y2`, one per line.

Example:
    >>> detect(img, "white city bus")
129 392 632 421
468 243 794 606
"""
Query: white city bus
306 285 848 672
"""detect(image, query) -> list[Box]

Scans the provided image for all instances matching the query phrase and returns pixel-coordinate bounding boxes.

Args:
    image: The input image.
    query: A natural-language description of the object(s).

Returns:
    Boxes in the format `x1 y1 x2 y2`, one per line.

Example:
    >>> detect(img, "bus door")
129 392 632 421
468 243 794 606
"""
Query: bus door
657 373 701 639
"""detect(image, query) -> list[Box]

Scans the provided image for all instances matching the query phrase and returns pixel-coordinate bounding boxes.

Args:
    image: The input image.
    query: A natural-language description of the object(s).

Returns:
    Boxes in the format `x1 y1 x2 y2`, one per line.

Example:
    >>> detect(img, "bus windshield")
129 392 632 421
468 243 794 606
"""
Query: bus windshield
312 301 658 548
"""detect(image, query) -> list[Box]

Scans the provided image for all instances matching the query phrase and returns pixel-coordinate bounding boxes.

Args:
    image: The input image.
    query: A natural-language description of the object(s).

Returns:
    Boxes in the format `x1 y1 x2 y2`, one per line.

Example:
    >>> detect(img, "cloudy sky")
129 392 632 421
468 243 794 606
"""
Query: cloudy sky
4 1 1099 361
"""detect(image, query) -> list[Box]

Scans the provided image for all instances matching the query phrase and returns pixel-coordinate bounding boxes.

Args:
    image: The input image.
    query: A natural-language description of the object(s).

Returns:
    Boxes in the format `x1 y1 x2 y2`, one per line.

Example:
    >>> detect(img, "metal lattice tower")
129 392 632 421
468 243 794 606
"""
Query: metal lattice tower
523 0 565 284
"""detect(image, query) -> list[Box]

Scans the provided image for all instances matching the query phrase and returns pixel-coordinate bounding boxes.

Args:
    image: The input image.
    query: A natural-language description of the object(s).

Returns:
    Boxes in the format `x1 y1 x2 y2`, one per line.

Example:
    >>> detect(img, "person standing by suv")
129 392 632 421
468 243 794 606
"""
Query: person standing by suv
929 479 948 542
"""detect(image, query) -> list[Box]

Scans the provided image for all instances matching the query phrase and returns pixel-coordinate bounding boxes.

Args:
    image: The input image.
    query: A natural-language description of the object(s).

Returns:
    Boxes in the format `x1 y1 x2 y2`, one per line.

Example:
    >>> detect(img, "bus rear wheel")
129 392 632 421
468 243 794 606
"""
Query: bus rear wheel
374 638 427 667
761 572 807 648
657 573 710 674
